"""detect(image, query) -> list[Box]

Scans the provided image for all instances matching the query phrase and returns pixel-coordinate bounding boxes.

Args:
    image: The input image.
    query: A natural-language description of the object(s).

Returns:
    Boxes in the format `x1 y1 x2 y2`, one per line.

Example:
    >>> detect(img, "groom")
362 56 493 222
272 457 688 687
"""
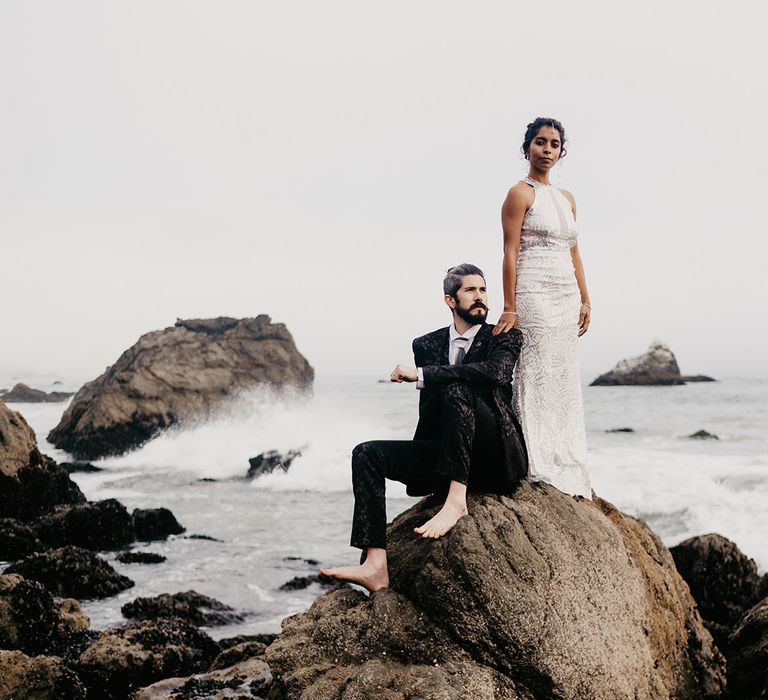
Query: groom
321 264 528 592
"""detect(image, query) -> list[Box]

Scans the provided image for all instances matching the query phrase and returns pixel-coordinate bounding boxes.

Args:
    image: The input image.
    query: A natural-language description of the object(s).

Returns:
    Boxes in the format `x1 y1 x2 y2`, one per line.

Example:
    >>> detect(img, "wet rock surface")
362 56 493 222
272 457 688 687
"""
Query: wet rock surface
132 507 185 540
116 550 167 564
591 340 686 386
4 545 134 600
278 573 336 592
727 595 768 700
31 499 134 551
76 618 219 698
267 483 726 700
133 656 272 700
121 590 244 626
0 518 43 561
47 315 314 459
246 449 301 480
0 573 89 656
670 533 762 651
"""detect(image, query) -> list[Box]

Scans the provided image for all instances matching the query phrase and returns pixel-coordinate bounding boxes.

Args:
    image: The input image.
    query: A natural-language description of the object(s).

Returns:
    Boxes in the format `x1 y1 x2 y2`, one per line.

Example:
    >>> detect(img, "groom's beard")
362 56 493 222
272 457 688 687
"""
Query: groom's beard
455 302 488 325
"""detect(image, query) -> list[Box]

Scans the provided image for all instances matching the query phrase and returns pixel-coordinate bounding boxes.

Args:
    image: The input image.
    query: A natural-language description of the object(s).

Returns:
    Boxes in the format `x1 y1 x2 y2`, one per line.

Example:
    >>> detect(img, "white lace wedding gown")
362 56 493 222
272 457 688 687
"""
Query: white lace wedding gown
513 176 592 498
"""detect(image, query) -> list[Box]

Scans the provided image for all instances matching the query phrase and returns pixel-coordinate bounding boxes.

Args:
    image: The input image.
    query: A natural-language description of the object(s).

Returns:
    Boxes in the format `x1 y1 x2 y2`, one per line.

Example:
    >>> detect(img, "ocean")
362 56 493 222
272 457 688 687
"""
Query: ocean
2 373 767 638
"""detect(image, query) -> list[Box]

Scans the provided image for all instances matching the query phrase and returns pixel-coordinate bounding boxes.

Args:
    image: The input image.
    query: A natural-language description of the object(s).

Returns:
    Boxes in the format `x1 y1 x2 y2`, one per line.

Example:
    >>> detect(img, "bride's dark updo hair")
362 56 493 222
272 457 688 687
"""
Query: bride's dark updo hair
522 117 567 159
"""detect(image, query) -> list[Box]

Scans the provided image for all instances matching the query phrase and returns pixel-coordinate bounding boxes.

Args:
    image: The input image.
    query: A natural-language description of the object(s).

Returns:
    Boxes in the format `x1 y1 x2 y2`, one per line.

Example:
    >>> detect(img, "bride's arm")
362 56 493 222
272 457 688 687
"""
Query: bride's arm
561 190 592 337
494 186 528 336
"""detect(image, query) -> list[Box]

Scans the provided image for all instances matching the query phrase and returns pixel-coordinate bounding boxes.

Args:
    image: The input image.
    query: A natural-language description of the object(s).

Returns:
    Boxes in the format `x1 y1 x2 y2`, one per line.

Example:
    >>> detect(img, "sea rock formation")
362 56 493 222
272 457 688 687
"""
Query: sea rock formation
121 590 244 627
116 551 167 564
47 315 314 459
5 546 134 599
132 507 186 540
0 573 90 656
0 402 85 521
247 449 302 480
133 656 272 700
591 340 687 386
31 499 134 551
76 618 220 697
266 483 726 699
0 382 73 403
728 595 768 699
670 533 763 651
0 518 42 560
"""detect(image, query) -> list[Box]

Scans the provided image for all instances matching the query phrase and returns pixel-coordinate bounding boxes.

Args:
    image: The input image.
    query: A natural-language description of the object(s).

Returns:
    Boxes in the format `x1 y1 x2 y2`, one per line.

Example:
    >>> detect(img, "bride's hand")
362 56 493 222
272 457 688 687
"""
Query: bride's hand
578 303 591 337
492 310 517 336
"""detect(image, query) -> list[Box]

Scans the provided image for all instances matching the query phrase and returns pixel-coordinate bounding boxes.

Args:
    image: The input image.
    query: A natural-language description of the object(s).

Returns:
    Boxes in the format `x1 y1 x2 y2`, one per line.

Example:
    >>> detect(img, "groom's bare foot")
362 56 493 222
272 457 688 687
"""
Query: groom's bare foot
319 561 389 593
414 499 468 539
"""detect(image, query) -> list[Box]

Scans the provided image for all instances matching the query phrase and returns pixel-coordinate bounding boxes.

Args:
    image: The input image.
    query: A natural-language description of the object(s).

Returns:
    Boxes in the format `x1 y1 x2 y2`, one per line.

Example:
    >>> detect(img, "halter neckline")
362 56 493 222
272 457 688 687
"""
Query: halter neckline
523 176 552 188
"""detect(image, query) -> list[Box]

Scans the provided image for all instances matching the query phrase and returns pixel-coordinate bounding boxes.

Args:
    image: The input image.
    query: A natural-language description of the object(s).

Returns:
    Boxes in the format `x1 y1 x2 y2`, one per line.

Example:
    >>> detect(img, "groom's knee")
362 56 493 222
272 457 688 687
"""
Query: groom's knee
352 441 382 478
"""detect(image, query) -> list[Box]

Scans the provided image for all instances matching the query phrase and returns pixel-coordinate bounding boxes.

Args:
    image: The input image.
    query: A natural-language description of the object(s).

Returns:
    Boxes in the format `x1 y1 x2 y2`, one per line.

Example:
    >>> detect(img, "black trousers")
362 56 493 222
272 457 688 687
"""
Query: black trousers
350 382 510 550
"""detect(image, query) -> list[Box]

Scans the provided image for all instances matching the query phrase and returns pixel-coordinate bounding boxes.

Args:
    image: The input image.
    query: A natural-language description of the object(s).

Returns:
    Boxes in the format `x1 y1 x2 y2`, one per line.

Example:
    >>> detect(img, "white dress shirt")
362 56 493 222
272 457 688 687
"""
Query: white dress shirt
416 322 482 388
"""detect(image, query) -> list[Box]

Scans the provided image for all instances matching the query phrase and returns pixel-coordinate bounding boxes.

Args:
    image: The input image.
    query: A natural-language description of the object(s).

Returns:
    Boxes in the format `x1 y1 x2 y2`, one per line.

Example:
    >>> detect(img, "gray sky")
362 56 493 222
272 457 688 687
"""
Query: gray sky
2 0 766 382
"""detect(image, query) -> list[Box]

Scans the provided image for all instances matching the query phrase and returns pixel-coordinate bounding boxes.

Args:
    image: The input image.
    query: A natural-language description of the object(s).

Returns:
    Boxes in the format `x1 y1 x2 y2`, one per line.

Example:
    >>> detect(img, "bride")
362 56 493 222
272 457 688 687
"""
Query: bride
493 117 593 499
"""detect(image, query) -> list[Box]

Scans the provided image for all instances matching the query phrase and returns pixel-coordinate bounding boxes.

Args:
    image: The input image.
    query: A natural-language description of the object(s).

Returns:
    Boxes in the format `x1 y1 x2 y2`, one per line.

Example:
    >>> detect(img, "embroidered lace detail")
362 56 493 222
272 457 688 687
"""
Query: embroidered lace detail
513 180 592 498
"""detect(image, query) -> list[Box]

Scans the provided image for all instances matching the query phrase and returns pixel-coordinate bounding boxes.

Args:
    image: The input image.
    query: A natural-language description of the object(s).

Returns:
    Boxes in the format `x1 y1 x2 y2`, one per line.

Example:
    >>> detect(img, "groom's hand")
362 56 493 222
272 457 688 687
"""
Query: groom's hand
390 364 418 383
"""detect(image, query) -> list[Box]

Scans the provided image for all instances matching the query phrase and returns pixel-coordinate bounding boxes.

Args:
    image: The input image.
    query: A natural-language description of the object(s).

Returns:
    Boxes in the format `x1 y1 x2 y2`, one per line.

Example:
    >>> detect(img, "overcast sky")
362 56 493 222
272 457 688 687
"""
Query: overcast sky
1 0 766 384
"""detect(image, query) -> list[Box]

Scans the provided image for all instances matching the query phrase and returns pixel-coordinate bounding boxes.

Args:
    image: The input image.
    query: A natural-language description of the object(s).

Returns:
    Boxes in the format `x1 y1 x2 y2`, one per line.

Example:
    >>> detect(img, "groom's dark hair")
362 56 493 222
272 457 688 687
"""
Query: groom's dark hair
443 263 485 299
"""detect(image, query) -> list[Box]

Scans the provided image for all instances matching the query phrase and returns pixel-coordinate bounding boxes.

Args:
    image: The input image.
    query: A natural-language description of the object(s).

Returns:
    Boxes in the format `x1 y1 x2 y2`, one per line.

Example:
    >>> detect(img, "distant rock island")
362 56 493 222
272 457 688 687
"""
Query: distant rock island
0 383 74 403
47 316 314 459
591 340 716 386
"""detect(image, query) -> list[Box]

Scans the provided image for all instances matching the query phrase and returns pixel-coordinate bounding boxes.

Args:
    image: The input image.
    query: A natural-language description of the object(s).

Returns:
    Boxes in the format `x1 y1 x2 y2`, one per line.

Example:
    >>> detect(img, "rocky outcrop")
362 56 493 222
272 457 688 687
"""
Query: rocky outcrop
0 403 85 521
278 573 336 591
728 596 768 699
132 507 185 540
47 315 314 459
0 650 86 699
5 546 134 599
133 656 272 700
688 429 719 440
591 340 686 385
76 618 219 697
116 551 166 564
121 590 244 627
247 449 301 480
31 499 134 551
0 573 89 656
0 518 42 560
267 483 726 699
0 382 73 403
670 533 763 651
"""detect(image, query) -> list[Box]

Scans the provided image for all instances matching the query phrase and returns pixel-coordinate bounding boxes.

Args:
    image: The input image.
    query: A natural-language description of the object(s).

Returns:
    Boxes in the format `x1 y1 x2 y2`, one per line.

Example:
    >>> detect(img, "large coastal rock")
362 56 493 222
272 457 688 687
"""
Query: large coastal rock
0 403 85 521
48 315 314 459
0 382 73 403
121 590 244 627
591 340 686 386
670 533 763 651
267 483 726 699
47 315 314 459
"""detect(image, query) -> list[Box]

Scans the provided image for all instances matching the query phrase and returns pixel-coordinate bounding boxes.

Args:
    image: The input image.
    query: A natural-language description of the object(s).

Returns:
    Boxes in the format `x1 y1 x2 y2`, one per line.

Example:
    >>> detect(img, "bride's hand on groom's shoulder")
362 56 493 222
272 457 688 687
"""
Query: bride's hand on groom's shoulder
390 364 418 383
492 311 518 336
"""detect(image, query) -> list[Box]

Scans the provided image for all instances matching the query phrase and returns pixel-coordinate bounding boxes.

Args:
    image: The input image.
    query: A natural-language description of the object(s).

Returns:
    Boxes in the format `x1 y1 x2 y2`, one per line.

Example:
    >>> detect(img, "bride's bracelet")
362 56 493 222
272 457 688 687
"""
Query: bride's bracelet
581 303 591 309
501 311 517 316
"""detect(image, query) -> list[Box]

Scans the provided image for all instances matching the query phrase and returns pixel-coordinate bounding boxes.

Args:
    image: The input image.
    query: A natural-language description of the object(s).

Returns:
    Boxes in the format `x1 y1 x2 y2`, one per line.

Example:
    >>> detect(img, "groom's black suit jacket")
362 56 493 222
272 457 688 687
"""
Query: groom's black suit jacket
408 322 528 496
